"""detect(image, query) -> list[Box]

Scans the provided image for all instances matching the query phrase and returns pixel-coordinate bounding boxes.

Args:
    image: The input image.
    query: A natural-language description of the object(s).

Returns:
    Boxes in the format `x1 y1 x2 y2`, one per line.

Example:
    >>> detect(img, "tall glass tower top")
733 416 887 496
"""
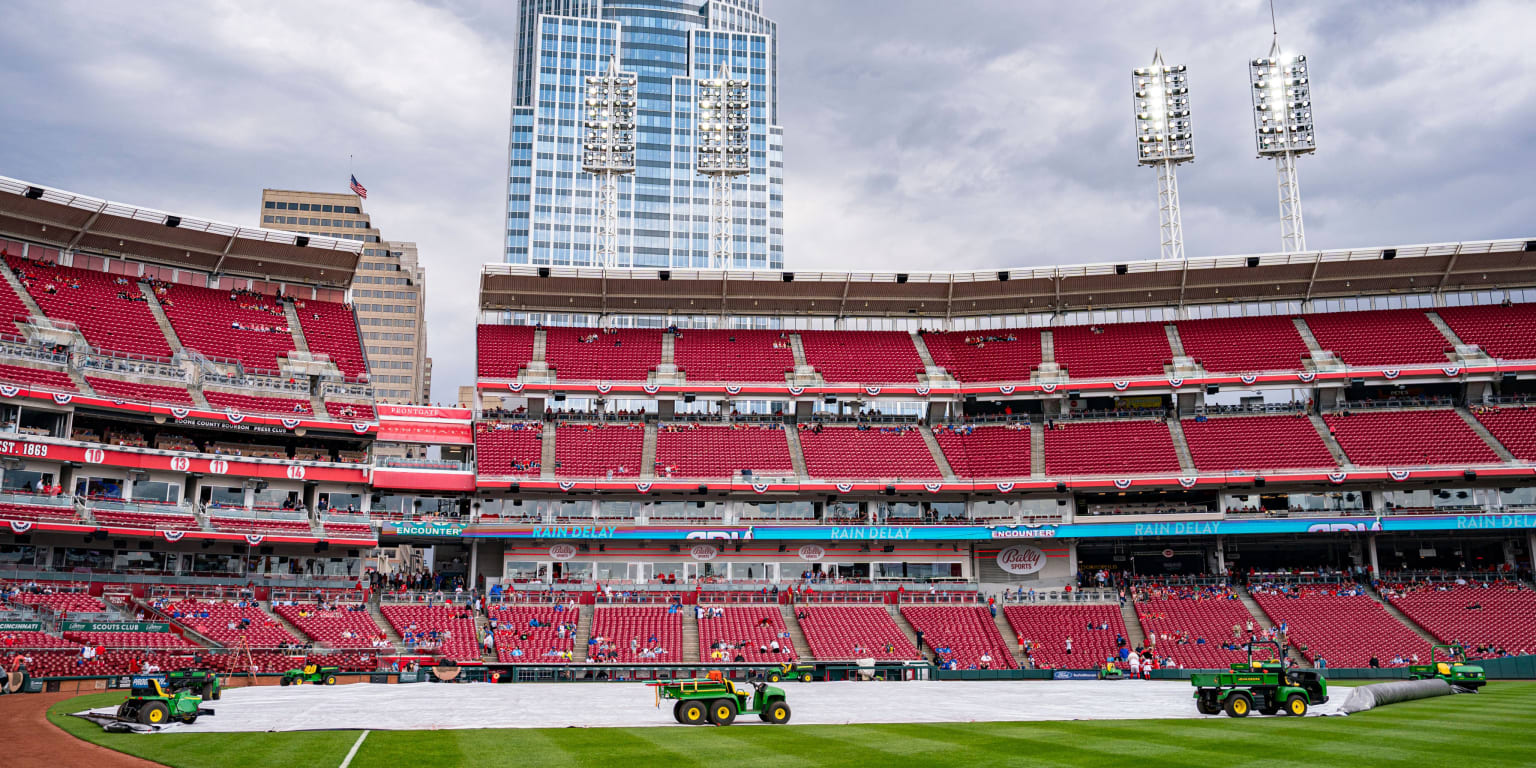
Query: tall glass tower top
506 0 784 270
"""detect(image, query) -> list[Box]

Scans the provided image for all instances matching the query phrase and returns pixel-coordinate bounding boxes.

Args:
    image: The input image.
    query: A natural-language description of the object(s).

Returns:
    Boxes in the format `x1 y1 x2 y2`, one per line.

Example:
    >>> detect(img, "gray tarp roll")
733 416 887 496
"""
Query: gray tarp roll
1335 678 1454 714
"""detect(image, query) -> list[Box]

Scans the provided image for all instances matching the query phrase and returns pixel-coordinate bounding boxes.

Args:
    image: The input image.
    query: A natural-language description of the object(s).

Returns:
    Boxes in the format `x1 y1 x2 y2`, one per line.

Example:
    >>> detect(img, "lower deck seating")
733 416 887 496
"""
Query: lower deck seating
0 363 77 391
209 517 313 536
933 424 1033 479
324 401 375 421
1003 604 1129 670
85 376 193 406
1251 585 1429 667
654 424 792 478
555 423 643 478
1134 587 1257 669
1383 582 1536 658
795 606 920 660
165 600 299 647
0 631 78 649
63 631 199 649
589 606 682 663
204 390 312 416
475 421 544 476
379 604 481 661
92 509 202 531
1474 408 1536 461
0 501 79 524
798 425 940 479
698 605 796 663
491 604 577 662
272 604 388 649
5 591 106 613
900 605 1015 669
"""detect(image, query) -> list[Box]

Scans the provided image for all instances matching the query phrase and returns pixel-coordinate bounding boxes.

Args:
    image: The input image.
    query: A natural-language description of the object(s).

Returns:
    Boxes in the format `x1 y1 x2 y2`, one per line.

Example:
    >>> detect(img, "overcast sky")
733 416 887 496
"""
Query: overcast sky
2 0 1533 404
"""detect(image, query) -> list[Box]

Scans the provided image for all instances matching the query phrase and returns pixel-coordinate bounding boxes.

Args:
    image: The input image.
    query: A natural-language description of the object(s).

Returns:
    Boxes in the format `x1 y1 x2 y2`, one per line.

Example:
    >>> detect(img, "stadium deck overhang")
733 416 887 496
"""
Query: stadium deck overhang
0 175 362 287
480 238 1536 320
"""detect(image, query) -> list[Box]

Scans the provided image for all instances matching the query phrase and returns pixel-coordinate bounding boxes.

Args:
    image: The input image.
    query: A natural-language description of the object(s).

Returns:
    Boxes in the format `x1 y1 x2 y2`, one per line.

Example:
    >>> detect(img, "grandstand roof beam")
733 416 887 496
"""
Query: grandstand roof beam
63 200 109 252
1177 258 1189 307
212 232 240 275
1436 243 1465 293
838 273 851 319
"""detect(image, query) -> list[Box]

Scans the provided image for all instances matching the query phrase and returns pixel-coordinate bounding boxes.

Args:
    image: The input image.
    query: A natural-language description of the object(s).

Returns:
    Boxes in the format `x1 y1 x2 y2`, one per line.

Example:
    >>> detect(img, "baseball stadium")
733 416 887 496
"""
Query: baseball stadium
3 2 1536 768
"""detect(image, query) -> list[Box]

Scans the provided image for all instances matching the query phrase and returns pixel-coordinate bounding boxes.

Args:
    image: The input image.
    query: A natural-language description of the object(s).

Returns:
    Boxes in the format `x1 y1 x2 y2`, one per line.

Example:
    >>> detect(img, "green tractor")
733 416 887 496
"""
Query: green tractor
650 672 792 726
115 675 214 727
764 663 817 683
165 668 222 700
1408 644 1486 691
280 662 341 687
1191 640 1328 718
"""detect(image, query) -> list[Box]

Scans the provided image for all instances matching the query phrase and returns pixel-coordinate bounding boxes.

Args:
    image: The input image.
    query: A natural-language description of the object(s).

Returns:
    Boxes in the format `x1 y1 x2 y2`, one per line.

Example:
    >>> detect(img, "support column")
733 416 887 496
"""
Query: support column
470 540 480 591
1214 536 1227 576
1367 534 1380 578
1528 531 1536 574
1067 540 1079 584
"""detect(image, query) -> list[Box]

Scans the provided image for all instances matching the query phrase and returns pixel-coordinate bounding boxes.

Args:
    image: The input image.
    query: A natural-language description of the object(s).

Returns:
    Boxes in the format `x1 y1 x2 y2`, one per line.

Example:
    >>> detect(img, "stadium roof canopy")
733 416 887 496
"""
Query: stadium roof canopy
0 176 362 286
481 237 1536 320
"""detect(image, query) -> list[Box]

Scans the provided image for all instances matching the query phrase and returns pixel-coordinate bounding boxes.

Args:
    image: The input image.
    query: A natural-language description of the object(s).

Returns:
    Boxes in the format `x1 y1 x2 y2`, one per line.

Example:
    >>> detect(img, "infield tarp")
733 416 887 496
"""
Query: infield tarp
1334 678 1453 715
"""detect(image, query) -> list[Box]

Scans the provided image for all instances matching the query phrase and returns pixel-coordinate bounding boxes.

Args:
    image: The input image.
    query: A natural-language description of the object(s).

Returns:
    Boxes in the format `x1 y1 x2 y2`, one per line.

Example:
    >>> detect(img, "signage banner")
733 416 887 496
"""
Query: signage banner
996 544 1046 575
0 620 44 632
391 522 466 537
1052 670 1101 681
62 621 171 633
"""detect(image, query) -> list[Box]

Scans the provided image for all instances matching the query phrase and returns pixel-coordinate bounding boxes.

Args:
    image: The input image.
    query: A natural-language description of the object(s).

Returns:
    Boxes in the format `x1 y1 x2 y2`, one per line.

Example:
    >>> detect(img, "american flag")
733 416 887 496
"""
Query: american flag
349 174 368 199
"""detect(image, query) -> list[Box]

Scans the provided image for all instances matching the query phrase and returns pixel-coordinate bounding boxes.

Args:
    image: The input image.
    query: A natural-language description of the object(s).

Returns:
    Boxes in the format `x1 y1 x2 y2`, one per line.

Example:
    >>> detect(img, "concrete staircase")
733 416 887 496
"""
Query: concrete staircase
1040 330 1055 365
1235 587 1307 665
1309 413 1352 467
787 333 808 368
140 283 186 355
367 602 405 647
264 601 310 646
0 260 45 319
1164 323 1187 357
572 605 592 658
1293 317 1324 354
1119 600 1148 650
991 606 1028 668
1365 585 1440 645
283 302 312 354
659 331 675 368
1167 419 1197 474
885 604 925 659
682 607 700 663
918 424 958 481
1457 406 1516 462
64 366 93 395
541 422 557 479
778 604 813 660
531 328 548 363
783 421 809 477
474 612 496 663
1030 422 1045 477
910 332 937 369
641 423 658 479
1426 311 1467 348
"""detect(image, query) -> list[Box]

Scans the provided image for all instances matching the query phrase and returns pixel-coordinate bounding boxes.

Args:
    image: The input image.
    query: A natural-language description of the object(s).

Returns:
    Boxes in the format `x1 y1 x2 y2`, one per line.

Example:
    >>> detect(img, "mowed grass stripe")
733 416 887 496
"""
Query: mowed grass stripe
46 683 1536 768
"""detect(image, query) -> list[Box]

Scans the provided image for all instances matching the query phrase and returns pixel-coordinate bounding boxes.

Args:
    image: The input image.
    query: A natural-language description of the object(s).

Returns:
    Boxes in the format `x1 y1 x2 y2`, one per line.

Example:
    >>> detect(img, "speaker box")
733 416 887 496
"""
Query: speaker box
1115 264 1128 275
782 272 794 282
1254 477 1266 488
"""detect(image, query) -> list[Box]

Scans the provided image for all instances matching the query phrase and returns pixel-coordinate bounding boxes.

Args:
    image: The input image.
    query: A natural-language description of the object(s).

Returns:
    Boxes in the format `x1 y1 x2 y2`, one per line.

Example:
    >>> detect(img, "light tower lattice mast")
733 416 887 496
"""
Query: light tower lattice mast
582 56 637 268
696 63 751 269
1133 51 1194 261
1250 40 1315 253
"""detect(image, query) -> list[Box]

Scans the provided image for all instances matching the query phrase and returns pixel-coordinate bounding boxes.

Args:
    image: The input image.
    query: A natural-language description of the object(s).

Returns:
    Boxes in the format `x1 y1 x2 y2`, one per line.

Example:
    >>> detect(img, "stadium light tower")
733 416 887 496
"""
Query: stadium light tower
1250 40 1316 253
696 62 751 269
582 56 638 268
1133 51 1194 261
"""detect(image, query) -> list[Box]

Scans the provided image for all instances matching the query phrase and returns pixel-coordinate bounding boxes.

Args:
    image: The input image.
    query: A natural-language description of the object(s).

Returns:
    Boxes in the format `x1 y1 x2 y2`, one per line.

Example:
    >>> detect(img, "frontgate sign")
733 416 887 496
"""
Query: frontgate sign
0 621 43 632
62 621 171 633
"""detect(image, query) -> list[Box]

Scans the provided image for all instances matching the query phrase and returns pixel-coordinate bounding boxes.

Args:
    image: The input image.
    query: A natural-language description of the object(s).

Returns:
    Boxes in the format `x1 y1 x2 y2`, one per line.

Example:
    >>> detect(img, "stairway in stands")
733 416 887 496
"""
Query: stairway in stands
265 600 310 644
682 606 700 661
1365 584 1440 646
885 603 923 656
140 282 186 355
1457 407 1517 461
1309 414 1352 467
572 605 592 658
783 422 809 477
778 604 813 660
540 422 556 479
1235 586 1307 665
919 424 958 481
1118 600 1147 649
991 605 1027 667
641 423 658 479
1167 419 1197 474
368 602 404 646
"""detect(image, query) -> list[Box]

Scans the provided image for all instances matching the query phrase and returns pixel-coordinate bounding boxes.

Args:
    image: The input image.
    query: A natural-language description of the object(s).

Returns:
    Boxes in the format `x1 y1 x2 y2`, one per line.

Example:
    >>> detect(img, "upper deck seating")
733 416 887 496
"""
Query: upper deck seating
1176 316 1311 373
6 256 172 358
1474 408 1536 461
1434 303 1536 361
554 422 644 478
544 327 662 382
294 299 368 379
159 284 298 373
1301 308 1450 367
673 329 795 383
1323 410 1499 466
921 329 1042 383
204 390 312 416
1182 414 1336 471
798 330 924 383
475 421 543 476
1043 420 1179 476
1052 321 1171 379
476 325 536 378
933 424 1033 479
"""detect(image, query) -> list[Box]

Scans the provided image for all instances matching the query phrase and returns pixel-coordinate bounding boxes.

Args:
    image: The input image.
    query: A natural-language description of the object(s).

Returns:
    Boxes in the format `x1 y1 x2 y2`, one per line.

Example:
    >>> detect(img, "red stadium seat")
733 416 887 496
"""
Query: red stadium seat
0 363 76 391
1182 415 1336 471
900 605 1015 669
294 299 369 379
165 600 299 648
6 256 173 358
588 606 682 663
798 330 924 384
1043 420 1179 476
1053 322 1170 379
1383 582 1536 658
1004 604 1128 669
1251 585 1428 667
1324 410 1498 466
1302 309 1450 367
85 376 193 406
673 329 795 383
1434 303 1536 361
204 390 312 416
1176 316 1311 373
475 421 544 476
158 283 297 373
933 424 1032 479
1474 408 1536 461
544 327 661 382
379 604 481 661
654 424 793 478
798 425 939 480
555 423 643 478
920 329 1042 384
1135 586 1256 669
490 604 577 662
796 606 920 660
273 603 388 649
476 325 536 379
697 605 797 663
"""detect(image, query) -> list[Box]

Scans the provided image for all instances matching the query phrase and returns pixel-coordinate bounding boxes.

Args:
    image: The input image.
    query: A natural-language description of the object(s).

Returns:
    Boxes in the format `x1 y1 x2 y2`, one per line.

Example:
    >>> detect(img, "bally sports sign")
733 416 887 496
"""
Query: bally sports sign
996 544 1046 575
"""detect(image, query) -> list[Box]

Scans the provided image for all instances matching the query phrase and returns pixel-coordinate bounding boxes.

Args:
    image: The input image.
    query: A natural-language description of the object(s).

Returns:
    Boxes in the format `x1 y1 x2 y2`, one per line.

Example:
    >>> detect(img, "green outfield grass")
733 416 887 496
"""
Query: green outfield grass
47 682 1536 768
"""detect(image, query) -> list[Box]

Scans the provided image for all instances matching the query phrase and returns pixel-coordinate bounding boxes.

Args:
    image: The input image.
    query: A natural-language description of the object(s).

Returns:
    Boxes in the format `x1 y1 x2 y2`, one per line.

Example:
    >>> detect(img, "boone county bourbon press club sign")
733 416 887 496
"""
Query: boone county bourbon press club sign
996 544 1046 575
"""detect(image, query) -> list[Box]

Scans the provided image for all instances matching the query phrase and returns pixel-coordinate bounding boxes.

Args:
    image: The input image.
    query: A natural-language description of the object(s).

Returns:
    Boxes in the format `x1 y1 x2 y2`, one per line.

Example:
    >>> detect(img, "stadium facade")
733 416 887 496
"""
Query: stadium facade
505 0 784 270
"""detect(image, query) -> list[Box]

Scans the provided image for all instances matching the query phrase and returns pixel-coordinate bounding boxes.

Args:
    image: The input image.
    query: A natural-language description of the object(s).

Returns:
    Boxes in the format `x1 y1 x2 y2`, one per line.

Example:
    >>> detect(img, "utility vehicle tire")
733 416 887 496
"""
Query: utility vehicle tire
325 674 337 686
1196 697 1219 715
673 701 688 724
680 701 707 725
800 672 813 683
280 677 291 686
140 701 170 726
765 701 791 724
766 673 781 683
1285 693 1308 717
708 698 737 726
1224 692 1252 718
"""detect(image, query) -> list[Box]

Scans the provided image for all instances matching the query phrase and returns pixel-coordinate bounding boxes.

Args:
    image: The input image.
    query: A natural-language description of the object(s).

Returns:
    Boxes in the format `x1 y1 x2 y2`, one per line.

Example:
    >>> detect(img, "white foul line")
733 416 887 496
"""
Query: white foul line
339 729 370 768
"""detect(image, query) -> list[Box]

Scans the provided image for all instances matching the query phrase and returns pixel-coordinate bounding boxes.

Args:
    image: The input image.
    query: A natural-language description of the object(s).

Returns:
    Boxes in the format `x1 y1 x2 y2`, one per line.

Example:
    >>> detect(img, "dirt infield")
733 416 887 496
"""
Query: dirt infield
0 693 162 768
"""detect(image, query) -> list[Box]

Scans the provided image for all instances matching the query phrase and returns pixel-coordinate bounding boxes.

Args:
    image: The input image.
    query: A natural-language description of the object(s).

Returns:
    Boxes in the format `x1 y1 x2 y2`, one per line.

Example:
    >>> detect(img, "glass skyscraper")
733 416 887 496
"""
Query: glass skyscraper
505 0 783 270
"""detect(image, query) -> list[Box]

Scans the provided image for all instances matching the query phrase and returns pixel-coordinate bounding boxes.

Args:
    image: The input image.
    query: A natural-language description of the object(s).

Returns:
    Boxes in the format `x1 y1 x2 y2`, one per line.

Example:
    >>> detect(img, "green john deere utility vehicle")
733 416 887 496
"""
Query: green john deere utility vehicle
279 662 340 686
1408 644 1486 690
764 663 817 683
649 672 792 725
1191 640 1328 717
165 668 222 700
115 675 215 726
